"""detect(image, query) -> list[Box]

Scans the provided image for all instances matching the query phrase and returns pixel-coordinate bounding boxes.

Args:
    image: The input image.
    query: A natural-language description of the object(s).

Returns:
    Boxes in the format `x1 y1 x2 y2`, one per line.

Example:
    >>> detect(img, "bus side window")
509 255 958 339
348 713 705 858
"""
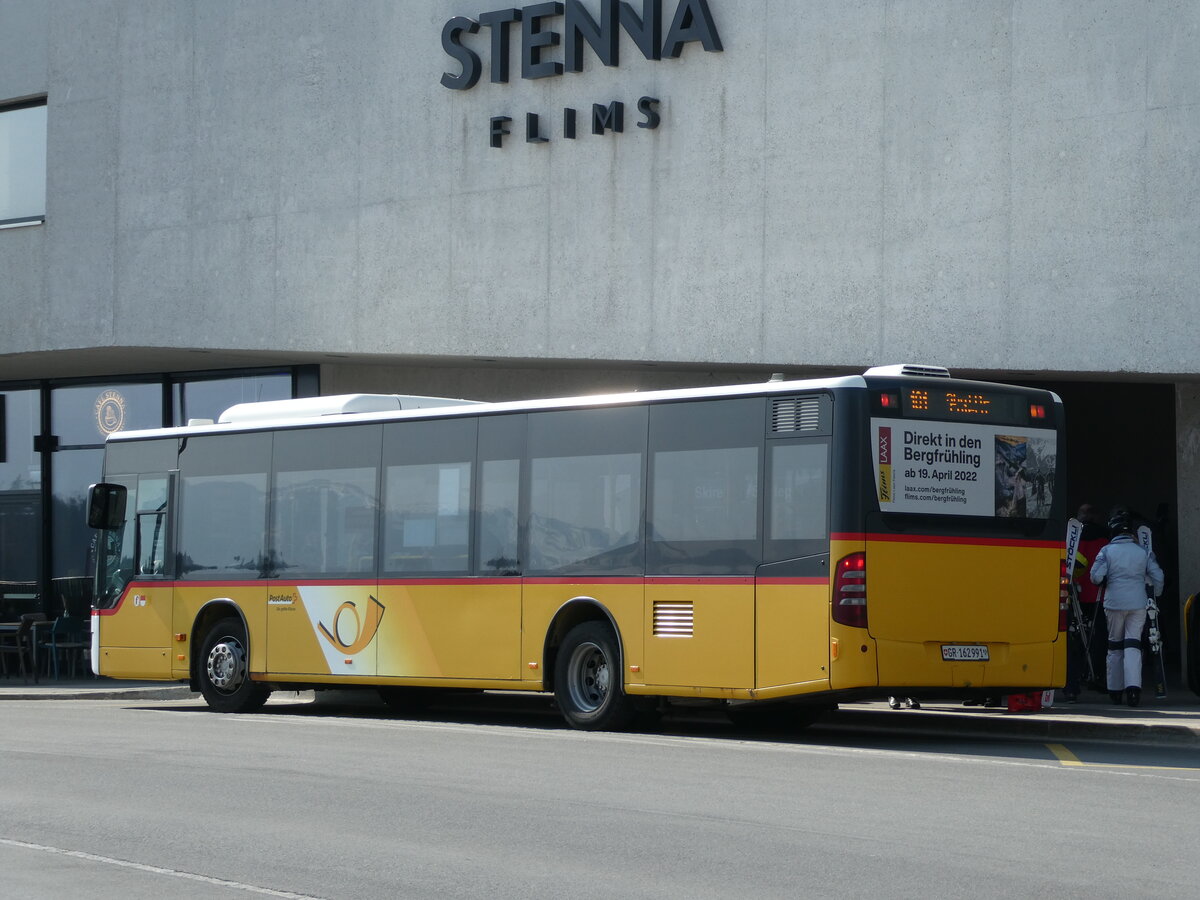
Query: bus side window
477 459 519 575
134 476 169 577
137 511 166 576
382 418 477 576
762 440 830 563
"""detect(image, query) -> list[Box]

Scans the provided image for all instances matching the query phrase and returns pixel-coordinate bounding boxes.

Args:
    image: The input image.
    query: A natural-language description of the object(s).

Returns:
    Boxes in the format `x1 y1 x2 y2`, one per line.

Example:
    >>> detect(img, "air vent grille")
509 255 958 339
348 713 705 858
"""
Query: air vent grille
771 396 822 433
653 601 694 637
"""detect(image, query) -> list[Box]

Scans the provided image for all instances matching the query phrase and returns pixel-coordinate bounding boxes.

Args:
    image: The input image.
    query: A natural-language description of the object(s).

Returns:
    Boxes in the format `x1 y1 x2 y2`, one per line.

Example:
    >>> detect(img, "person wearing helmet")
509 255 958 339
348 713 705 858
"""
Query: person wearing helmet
1089 507 1165 706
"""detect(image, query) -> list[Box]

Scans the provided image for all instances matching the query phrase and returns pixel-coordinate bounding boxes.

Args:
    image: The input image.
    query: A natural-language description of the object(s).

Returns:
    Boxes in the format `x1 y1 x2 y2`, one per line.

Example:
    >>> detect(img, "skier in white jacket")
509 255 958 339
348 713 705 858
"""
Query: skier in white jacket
1089 509 1164 707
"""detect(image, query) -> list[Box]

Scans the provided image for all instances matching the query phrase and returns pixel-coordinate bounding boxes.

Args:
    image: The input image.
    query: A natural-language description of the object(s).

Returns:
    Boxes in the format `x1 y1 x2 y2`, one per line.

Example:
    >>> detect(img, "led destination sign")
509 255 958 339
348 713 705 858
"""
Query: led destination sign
877 388 1041 426
440 0 724 147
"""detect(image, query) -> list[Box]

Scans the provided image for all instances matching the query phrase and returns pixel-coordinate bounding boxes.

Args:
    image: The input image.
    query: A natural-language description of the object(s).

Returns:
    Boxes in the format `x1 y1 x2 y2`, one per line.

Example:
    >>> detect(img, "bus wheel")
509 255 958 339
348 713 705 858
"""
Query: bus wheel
199 617 270 713
555 622 636 731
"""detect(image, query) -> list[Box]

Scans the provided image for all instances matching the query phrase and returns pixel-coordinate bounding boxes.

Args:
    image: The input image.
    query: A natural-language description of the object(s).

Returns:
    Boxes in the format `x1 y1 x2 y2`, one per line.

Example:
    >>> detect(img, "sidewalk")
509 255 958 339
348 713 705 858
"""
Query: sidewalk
835 691 1200 746
2 677 1197 745
0 676 197 702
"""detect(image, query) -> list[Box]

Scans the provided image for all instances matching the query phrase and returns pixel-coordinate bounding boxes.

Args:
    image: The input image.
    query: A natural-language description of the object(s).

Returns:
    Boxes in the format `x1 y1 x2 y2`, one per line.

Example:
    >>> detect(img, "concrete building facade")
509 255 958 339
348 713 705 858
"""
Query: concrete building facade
1 1 1198 671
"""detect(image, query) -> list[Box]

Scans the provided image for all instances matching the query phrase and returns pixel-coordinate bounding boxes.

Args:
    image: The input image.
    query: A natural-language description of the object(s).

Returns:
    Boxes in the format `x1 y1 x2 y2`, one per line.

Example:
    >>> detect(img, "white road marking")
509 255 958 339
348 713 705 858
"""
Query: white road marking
0 838 326 899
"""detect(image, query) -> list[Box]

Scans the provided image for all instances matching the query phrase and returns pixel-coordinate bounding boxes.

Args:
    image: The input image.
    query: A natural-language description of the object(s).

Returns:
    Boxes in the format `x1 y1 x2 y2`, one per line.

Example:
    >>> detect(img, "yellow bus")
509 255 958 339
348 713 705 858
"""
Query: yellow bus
86 364 1066 729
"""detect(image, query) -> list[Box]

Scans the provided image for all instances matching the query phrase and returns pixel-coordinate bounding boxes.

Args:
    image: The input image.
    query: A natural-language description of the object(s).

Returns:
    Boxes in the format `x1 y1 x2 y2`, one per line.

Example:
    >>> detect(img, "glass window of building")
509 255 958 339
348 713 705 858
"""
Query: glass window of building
52 383 163 448
173 372 292 426
0 389 41 608
0 98 47 228
49 383 164 583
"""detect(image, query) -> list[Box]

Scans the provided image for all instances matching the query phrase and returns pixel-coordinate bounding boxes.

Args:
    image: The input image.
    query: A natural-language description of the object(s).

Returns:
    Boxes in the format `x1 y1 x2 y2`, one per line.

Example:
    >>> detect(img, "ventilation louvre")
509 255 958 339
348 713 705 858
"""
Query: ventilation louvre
653 601 694 637
771 396 822 433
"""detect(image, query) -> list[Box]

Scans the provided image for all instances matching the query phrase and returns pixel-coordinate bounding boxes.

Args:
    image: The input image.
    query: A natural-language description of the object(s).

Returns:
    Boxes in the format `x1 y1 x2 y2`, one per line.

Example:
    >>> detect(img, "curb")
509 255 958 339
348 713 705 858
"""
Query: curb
0 685 197 702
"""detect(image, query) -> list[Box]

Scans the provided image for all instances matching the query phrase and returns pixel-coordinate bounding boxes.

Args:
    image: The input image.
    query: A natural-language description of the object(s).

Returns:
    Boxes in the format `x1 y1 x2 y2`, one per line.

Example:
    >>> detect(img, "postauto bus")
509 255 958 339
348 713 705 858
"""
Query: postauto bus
86 365 1067 730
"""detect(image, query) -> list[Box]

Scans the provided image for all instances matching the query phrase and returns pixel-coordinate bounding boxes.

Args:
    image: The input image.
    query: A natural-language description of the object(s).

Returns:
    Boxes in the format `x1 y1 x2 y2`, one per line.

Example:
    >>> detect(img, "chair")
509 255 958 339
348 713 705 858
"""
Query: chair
0 613 48 684
44 616 90 680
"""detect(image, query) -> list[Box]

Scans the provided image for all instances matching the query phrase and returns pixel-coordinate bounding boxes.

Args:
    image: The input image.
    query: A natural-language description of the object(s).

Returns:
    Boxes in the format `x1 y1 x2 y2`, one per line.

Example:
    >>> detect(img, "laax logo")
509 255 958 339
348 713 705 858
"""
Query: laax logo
317 596 386 655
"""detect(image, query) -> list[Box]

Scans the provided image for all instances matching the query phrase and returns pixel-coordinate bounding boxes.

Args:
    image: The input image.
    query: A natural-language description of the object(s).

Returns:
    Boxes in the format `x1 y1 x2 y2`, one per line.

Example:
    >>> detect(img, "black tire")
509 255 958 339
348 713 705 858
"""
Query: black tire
198 616 270 713
554 621 636 731
726 702 829 733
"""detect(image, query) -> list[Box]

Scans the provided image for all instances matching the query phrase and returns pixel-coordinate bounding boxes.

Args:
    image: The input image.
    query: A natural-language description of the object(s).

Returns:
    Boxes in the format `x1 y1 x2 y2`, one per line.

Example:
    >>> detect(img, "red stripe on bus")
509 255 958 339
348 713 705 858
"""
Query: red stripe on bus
754 577 828 585
95 574 824 609
379 578 516 587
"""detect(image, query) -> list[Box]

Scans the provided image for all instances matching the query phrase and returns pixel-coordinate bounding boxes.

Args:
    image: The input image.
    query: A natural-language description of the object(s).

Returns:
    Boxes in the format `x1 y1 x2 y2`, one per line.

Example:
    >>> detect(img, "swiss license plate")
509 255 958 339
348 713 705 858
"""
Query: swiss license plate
941 644 989 662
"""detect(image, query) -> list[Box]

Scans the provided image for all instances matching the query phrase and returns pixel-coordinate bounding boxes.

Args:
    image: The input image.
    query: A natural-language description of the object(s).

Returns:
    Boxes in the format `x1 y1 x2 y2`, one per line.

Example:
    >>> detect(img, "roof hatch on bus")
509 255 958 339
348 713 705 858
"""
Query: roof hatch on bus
218 393 480 424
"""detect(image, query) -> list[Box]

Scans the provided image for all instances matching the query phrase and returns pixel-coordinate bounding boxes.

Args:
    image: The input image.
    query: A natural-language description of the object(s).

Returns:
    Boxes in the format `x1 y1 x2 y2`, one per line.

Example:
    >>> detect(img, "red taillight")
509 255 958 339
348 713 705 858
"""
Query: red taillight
833 552 868 628
1030 403 1047 419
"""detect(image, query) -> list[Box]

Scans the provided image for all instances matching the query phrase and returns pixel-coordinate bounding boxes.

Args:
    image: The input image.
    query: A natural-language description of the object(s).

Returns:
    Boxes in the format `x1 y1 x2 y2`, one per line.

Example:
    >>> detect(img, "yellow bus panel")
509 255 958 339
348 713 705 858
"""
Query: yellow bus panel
755 579 830 691
642 580 754 689
376 580 521 681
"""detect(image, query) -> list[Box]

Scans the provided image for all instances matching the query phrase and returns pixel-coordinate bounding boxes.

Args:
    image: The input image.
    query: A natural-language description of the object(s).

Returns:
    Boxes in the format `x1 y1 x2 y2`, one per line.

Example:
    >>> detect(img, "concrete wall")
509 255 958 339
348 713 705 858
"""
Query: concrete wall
1 0 1198 378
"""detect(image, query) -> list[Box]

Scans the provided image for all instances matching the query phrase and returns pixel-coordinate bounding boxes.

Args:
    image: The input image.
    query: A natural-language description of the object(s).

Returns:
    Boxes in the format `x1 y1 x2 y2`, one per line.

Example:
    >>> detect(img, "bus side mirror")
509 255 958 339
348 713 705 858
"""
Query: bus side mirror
87 483 127 530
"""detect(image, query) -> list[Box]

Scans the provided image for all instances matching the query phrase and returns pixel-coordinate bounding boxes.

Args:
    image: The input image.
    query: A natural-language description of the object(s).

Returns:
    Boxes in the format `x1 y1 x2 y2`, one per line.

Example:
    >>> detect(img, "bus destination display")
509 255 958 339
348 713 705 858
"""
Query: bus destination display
902 387 1029 423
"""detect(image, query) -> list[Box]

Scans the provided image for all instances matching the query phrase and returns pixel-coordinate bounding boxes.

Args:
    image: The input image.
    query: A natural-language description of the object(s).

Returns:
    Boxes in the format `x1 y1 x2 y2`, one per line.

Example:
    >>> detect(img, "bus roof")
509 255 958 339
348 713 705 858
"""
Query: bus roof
103 365 1057 444
105 374 871 442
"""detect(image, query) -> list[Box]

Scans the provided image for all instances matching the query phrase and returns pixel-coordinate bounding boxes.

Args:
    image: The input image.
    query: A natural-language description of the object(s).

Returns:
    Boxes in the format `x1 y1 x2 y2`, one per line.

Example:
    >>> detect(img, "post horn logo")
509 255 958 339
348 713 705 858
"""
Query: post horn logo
95 389 127 436
317 596 385 655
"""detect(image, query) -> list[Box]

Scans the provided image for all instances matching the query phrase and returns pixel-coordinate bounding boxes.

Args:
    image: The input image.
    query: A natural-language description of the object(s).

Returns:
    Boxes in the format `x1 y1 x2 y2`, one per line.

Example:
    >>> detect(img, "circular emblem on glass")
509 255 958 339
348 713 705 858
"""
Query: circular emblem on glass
95 389 127 436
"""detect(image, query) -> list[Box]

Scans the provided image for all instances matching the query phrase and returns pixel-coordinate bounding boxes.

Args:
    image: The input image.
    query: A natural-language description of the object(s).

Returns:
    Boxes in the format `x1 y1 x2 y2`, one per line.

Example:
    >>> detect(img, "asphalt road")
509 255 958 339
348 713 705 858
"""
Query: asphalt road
2 695 1198 899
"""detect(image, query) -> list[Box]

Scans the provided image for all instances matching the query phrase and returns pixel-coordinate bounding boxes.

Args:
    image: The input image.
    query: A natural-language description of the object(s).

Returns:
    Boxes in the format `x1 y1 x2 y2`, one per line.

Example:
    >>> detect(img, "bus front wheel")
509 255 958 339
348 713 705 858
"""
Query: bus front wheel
554 622 636 731
199 617 270 713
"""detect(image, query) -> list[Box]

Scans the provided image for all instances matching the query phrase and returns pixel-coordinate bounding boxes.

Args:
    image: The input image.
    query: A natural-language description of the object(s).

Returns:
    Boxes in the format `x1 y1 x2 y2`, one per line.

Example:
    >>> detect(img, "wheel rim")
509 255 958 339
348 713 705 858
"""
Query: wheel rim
565 640 610 714
206 635 247 694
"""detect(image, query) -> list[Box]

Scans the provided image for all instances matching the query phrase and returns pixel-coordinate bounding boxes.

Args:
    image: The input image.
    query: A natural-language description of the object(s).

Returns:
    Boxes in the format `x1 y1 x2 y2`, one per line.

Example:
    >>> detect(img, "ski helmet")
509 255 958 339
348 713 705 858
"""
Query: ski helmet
1107 508 1132 534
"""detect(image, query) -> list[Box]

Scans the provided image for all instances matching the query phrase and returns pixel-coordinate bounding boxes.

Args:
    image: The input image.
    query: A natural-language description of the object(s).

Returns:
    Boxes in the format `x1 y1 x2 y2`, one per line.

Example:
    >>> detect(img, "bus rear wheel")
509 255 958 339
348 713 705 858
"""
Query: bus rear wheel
554 622 636 731
199 616 270 713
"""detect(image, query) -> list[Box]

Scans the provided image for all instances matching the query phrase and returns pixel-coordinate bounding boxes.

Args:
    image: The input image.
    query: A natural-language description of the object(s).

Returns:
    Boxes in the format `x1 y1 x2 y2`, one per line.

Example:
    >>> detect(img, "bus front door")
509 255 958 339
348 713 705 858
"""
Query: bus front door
96 474 174 680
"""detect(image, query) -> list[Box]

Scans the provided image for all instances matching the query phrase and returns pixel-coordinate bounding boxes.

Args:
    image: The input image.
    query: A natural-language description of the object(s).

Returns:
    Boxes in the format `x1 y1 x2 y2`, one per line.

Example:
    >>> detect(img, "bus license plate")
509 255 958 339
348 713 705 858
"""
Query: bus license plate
941 644 989 662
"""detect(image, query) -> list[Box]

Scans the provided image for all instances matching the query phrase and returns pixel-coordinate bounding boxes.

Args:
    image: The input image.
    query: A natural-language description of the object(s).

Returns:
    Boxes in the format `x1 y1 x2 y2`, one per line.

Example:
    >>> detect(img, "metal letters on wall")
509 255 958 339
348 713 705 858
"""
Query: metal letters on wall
440 0 723 147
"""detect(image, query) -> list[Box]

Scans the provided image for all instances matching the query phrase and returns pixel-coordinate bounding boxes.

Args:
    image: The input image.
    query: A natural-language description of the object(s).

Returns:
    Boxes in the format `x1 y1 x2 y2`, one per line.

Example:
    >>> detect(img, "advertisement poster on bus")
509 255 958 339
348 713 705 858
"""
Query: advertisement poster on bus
871 419 1056 518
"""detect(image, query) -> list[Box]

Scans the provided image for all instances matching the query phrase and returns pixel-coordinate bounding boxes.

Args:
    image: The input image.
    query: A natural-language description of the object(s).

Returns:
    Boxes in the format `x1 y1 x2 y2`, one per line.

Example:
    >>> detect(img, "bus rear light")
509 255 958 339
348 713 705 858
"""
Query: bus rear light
1030 403 1046 419
833 552 868 628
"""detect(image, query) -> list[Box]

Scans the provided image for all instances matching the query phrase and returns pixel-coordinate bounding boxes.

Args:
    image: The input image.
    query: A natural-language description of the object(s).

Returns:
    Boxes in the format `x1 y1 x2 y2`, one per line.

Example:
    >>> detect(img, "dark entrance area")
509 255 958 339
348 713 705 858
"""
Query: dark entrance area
1035 379 1180 674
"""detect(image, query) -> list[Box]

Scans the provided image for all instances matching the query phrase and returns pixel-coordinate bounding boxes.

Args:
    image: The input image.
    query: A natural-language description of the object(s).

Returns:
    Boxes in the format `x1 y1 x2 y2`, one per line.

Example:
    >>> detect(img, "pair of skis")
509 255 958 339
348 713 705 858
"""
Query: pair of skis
1136 525 1169 700
1064 518 1099 688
